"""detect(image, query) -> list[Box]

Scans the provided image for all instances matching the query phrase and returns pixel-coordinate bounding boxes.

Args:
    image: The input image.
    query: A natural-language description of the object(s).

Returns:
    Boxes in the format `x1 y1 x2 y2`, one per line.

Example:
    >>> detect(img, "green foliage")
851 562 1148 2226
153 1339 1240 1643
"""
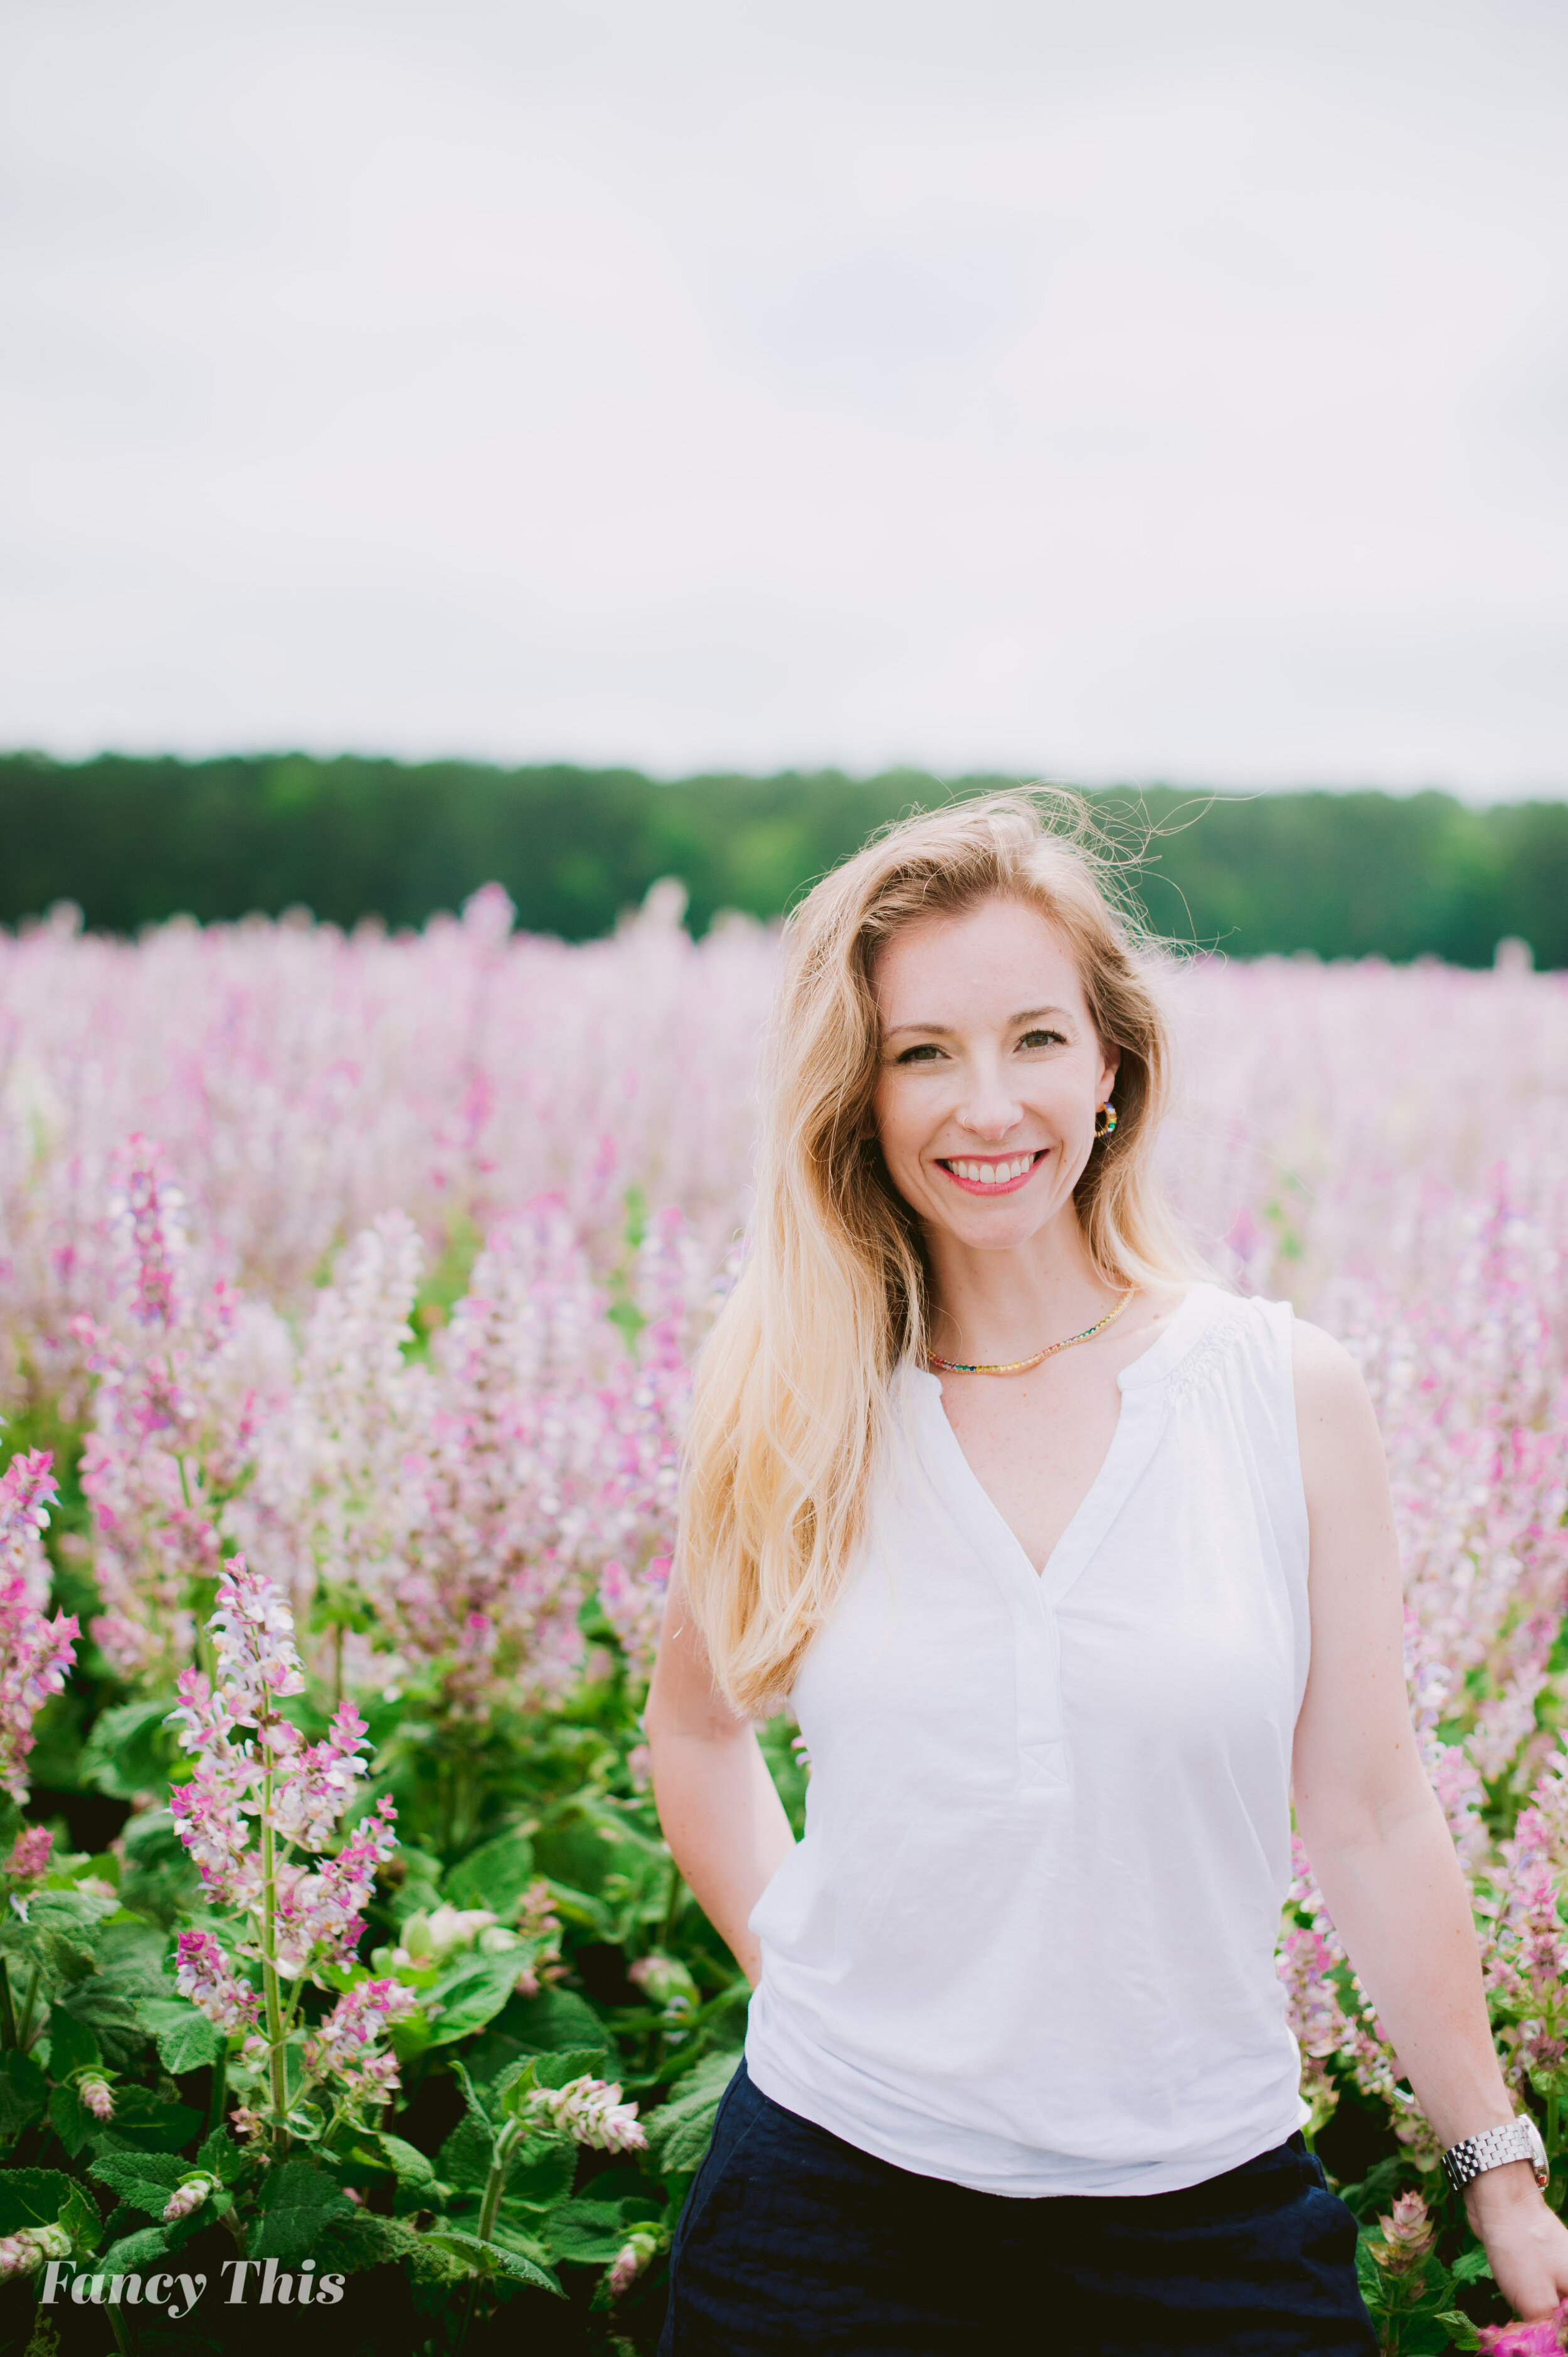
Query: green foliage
250 2158 354 2258
0 1602 753 2357
2 753 1564 964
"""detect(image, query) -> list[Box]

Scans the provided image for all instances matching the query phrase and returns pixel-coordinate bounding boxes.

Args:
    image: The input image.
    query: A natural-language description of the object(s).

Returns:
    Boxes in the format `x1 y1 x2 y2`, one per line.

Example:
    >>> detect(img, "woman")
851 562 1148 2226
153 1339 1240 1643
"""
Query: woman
646 794 1568 2354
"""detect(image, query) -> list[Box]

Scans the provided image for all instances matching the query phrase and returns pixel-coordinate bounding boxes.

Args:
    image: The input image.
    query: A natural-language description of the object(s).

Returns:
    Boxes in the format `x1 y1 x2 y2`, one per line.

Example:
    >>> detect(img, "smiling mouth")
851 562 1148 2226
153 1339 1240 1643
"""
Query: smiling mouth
937 1151 1047 1193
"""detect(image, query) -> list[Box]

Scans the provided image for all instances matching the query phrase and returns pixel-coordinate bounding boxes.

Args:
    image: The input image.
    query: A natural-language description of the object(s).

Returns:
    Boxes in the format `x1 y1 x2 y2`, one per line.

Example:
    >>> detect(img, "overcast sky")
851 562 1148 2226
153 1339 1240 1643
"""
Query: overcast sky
3 0 1565 793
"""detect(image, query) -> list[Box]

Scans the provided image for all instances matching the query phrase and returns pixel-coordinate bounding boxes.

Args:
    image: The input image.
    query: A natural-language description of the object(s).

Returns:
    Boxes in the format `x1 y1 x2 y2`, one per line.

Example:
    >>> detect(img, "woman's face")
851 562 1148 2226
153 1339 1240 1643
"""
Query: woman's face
870 895 1120 1255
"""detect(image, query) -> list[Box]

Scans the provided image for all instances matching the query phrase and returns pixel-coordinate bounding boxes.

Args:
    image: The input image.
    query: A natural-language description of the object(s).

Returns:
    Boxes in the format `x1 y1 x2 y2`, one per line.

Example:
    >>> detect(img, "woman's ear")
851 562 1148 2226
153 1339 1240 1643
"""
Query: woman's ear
1098 1046 1122 1106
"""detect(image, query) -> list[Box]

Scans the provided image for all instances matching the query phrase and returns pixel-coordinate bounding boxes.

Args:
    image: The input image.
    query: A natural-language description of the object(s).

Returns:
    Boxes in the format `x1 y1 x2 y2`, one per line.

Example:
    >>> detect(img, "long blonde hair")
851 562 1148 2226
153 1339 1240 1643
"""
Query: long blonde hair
679 789 1202 1716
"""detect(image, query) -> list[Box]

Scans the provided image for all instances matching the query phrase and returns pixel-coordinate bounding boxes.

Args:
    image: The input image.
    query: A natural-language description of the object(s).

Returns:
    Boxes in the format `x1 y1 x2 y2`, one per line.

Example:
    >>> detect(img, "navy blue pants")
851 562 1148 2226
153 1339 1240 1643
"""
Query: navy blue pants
659 2062 1376 2356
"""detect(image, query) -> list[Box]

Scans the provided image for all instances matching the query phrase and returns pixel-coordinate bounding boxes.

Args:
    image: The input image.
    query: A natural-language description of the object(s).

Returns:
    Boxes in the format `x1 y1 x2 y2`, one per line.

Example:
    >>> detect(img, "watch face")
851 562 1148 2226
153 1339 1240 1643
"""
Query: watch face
1526 2117 1549 2167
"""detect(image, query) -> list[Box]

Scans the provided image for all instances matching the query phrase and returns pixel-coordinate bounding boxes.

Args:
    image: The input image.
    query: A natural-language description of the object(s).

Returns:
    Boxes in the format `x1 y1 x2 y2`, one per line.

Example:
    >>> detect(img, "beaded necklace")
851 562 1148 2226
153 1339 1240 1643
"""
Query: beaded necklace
927 1287 1136 1376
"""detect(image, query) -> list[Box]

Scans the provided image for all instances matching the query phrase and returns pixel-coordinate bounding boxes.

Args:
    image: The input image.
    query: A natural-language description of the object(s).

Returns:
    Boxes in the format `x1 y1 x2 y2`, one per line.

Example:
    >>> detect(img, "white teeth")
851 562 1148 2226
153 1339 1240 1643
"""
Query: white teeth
951 1154 1035 1186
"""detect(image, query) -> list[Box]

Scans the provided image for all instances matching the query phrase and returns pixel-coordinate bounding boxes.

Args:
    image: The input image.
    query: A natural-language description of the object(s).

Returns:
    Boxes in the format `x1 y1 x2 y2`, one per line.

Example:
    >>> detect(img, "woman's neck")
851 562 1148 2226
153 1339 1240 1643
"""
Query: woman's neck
923 1208 1120 1366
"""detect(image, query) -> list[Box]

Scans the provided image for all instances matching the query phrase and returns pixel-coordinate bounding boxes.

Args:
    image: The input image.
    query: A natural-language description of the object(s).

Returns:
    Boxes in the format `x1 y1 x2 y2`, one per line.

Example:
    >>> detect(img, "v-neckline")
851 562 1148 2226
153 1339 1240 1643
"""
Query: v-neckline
909 1286 1212 1595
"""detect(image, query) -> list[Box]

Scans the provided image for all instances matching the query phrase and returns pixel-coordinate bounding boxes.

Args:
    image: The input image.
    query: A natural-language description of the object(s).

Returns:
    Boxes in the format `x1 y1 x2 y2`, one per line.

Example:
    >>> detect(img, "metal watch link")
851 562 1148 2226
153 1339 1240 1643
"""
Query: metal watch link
1440 2115 1549 2195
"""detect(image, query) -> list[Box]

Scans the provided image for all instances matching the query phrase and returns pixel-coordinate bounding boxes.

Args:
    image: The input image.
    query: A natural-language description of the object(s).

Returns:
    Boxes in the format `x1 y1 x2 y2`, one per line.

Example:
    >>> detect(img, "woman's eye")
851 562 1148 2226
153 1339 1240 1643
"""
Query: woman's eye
894 1043 945 1064
1018 1029 1066 1050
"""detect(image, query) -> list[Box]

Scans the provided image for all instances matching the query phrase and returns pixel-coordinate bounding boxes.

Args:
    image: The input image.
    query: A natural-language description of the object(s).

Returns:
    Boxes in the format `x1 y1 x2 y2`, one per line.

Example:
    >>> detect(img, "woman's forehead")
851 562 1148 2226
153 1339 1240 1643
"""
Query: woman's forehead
873 898 1086 1018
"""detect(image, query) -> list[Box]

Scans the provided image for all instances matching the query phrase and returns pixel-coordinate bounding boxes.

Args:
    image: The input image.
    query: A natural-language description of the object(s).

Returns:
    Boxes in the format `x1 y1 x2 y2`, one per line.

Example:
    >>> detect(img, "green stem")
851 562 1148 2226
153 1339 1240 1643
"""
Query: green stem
476 2125 518 2243
1549 2085 1560 2164
105 2296 134 2357
13 1964 39 2052
659 1858 684 1950
261 1799 288 2141
0 1961 14 2050
205 2048 228 2141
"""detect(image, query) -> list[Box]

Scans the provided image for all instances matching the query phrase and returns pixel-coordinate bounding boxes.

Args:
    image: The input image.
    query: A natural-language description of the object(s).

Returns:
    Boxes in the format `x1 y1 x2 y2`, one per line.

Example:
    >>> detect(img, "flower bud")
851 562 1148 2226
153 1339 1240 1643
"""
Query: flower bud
163 2173 217 2223
78 2075 115 2122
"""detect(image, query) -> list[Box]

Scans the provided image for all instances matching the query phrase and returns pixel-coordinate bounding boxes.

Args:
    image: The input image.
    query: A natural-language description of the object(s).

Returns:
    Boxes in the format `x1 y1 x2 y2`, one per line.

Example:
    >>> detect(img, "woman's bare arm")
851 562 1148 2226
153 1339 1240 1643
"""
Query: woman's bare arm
1291 1319 1568 2319
644 1562 796 1987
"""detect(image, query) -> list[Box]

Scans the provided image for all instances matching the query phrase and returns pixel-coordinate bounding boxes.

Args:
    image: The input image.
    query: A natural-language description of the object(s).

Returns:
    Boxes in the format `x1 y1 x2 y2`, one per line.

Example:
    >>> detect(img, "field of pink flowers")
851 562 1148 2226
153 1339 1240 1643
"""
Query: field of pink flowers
0 884 1565 2355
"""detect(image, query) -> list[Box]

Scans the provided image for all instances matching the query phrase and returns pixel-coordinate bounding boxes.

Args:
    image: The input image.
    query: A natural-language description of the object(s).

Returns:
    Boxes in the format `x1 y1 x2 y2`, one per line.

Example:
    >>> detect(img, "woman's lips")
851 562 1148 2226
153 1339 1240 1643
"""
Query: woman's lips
936 1149 1046 1196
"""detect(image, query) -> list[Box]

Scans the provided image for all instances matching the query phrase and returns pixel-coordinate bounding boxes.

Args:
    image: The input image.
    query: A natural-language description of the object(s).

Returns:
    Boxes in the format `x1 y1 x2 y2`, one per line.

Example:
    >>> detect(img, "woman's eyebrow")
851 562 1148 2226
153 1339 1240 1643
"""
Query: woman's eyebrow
882 1005 1073 1039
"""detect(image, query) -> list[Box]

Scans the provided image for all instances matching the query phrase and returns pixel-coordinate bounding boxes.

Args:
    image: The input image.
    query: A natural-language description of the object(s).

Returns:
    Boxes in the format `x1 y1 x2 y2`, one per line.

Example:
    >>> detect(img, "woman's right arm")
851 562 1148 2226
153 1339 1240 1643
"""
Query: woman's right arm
644 1562 797 1989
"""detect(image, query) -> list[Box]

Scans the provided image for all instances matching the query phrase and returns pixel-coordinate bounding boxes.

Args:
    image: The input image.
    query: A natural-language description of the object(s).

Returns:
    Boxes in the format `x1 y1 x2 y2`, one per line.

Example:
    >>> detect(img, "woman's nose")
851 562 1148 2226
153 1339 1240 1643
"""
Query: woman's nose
955 1063 1023 1139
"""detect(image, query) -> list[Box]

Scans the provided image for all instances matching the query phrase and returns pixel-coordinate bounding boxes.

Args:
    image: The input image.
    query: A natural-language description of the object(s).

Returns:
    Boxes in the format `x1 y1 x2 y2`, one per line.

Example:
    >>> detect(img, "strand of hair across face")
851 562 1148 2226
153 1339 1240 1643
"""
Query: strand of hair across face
926 1287 1136 1376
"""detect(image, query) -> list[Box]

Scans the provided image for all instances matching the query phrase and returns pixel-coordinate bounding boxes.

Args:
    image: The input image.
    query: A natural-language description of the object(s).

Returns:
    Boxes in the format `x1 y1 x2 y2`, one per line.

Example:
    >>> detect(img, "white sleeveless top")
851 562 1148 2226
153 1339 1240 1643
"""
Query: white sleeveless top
744 1283 1312 2198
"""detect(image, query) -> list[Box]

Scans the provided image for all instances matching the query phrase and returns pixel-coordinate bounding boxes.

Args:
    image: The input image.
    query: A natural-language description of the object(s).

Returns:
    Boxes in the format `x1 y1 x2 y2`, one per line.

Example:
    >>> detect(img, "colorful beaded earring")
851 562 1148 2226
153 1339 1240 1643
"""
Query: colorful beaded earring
1094 1100 1118 1138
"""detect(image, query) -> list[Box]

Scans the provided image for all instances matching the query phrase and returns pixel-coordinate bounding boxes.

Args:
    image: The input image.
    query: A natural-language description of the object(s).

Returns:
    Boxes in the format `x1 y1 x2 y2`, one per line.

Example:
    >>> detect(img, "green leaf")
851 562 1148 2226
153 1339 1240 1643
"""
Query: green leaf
641 2050 738 2174
47 2082 95 2160
25 1889 120 1936
421 2228 562 2295
248 2158 354 2260
499 2139 576 2216
1451 2245 1493 2284
139 1997 222 2075
526 2045 609 2095
0 2166 75 2233
444 1832 536 1916
423 1951 529 2047
437 2115 496 2195
313 2208 417 2275
97 2225 171 2274
498 1986 608 2054
102 2088 203 2151
0 1923 97 1999
489 2216 554 2269
0 2050 48 2139
80 1700 179 1799
450 2058 492 2129
58 1969 156 2066
406 2233 475 2287
60 2179 102 2258
43 2008 100 2080
376 2132 435 2188
88 2147 184 2220
195 2129 252 2188
541 2200 628 2265
1434 2316 1481 2353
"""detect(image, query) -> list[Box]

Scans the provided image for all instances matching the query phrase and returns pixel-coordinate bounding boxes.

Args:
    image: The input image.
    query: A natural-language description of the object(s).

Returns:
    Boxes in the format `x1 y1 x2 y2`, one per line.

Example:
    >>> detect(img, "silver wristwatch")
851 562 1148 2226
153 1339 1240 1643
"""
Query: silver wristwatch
1441 2115 1549 2195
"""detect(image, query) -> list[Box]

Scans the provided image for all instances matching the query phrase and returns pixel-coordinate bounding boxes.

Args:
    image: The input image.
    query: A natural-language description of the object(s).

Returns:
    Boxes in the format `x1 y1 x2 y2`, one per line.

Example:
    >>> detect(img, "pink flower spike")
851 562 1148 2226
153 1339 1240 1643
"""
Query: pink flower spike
5 1826 53 1880
78 2075 115 2122
174 1929 260 2035
1478 2304 1568 2356
527 2073 647 2152
107 1136 188 1332
0 1452 58 1605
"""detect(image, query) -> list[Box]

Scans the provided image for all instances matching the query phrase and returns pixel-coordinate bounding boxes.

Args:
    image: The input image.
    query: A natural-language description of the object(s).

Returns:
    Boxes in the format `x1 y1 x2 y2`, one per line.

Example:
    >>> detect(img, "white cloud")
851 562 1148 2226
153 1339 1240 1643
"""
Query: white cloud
2 0 1565 792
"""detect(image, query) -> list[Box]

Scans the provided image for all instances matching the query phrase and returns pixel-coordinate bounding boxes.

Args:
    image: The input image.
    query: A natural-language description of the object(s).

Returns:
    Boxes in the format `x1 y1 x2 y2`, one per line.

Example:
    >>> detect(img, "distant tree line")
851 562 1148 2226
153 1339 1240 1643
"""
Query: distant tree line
1 752 1564 965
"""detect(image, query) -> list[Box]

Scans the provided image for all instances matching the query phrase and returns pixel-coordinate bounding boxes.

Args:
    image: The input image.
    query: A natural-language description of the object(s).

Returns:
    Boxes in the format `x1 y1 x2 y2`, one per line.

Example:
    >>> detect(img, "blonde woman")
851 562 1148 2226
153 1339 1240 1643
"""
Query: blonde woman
646 795 1568 2355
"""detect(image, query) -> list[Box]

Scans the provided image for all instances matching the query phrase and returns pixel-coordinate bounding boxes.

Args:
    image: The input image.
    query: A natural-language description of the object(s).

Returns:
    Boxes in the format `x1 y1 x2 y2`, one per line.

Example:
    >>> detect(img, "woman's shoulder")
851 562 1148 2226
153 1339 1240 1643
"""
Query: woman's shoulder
1143 1280 1296 1405
1288 1314 1375 1421
1187 1290 1376 1439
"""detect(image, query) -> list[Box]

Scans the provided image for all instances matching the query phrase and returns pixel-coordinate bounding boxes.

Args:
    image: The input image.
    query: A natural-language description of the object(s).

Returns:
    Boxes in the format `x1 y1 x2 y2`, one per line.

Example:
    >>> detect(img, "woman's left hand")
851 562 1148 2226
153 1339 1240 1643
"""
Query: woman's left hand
1466 2162 1568 2325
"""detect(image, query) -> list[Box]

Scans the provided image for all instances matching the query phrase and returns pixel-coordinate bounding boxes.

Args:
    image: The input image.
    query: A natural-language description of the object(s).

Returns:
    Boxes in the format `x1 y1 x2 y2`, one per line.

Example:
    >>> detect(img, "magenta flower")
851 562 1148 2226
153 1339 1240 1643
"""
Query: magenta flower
1478 2302 1568 2354
168 1562 407 2141
304 1978 418 2105
174 1930 260 2035
0 1450 78 1804
107 1136 187 1333
0 1449 57 1609
4 1826 53 1881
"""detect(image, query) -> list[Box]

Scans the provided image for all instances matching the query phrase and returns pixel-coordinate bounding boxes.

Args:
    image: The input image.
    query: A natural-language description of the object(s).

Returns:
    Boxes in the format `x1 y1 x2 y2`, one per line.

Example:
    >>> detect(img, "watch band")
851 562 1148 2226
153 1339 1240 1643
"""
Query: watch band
1441 2117 1549 2194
